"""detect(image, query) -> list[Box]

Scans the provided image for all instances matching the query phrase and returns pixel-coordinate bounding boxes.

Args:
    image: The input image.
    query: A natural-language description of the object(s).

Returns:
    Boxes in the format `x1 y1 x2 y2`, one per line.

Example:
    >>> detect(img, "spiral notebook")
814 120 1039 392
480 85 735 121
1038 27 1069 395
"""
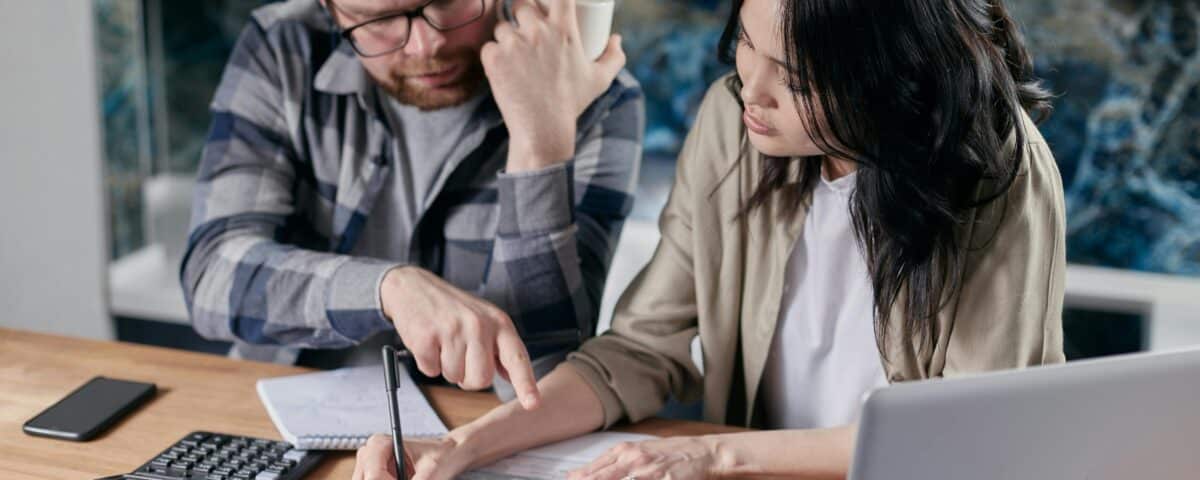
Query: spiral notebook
256 365 448 450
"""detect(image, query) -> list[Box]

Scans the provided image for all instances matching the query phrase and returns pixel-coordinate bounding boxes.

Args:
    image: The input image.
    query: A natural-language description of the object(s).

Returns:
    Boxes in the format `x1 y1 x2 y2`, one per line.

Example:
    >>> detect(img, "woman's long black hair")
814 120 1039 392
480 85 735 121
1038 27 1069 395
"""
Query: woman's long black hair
720 0 1052 355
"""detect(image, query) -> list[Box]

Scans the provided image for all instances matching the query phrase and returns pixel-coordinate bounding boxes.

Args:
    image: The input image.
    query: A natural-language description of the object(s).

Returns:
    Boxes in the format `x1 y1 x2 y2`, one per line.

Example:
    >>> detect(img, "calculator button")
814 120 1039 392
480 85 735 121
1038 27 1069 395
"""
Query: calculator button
144 464 170 475
254 472 282 480
281 449 308 462
182 433 208 447
206 474 228 480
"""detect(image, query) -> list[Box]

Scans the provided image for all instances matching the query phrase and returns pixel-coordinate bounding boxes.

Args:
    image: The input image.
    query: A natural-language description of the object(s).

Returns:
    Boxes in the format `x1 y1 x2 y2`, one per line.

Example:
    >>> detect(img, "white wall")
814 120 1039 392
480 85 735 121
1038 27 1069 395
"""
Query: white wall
0 1 112 339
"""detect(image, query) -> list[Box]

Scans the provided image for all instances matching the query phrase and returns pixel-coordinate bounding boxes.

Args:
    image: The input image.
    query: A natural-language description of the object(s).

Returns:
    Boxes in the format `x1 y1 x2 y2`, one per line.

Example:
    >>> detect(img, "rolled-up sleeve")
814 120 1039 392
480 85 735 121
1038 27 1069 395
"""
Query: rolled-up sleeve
562 82 737 428
487 72 645 354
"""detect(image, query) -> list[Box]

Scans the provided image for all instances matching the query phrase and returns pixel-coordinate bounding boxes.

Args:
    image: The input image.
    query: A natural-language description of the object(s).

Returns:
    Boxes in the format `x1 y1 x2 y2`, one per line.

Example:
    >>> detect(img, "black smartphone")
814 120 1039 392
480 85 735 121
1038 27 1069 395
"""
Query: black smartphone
23 376 156 441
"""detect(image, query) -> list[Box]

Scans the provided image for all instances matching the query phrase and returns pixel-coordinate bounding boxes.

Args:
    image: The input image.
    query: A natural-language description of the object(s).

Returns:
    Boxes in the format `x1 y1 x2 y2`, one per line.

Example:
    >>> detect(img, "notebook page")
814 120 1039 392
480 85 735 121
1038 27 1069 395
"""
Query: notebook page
257 365 447 448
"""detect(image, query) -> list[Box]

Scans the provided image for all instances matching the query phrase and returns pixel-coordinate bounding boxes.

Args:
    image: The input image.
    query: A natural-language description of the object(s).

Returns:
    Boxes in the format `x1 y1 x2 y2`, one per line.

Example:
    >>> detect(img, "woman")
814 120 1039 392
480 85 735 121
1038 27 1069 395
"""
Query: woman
355 0 1066 477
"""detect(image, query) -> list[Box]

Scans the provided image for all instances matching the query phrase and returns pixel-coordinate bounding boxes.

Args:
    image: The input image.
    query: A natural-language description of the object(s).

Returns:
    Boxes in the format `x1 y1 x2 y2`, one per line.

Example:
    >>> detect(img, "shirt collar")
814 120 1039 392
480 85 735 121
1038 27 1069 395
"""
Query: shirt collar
315 41 371 96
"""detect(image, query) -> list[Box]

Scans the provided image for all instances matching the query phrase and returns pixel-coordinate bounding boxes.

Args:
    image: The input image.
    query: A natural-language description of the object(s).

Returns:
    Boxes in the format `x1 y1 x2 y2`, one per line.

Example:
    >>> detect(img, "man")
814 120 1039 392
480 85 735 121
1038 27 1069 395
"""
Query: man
180 0 643 408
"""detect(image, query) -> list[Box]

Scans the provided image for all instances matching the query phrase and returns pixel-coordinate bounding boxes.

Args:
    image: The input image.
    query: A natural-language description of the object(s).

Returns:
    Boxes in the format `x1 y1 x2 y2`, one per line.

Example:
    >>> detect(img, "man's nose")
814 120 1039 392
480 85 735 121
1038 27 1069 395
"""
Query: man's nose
403 18 445 58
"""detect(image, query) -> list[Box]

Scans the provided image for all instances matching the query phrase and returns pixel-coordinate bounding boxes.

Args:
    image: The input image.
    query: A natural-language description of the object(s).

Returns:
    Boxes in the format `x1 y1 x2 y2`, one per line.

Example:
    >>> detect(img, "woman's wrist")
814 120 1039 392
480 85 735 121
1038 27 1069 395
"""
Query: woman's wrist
443 422 486 472
443 400 527 471
704 434 749 477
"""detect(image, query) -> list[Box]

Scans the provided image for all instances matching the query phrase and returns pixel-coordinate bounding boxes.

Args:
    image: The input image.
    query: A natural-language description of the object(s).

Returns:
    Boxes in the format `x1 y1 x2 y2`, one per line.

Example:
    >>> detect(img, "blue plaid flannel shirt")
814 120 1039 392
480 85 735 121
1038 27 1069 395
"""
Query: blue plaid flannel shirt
180 0 644 360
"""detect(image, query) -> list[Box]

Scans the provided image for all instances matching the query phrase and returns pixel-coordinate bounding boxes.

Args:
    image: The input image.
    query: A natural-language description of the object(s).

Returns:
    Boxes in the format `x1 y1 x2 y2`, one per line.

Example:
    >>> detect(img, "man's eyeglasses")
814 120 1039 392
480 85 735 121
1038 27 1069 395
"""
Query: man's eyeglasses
329 0 486 57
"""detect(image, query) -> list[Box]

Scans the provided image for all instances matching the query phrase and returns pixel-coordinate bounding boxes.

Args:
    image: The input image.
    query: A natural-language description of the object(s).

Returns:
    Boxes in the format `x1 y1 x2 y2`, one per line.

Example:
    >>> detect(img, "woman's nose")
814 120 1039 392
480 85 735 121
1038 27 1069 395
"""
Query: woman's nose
740 60 778 110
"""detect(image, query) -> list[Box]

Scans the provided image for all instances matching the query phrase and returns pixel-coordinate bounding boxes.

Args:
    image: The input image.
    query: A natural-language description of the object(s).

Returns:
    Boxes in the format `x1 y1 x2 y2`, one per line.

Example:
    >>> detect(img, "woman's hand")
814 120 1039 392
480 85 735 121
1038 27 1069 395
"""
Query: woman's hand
481 0 626 171
352 434 473 480
566 436 721 480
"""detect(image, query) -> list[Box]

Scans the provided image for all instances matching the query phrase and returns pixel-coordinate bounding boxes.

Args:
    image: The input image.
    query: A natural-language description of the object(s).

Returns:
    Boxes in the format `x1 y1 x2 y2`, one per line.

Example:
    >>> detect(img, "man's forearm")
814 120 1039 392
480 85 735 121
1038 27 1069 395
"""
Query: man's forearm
450 363 606 469
183 226 397 348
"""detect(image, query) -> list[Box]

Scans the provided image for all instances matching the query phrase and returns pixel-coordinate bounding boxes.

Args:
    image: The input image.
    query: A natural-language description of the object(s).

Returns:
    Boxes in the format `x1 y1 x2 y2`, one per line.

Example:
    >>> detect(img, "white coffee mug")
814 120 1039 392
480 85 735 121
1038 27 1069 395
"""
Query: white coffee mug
500 0 616 60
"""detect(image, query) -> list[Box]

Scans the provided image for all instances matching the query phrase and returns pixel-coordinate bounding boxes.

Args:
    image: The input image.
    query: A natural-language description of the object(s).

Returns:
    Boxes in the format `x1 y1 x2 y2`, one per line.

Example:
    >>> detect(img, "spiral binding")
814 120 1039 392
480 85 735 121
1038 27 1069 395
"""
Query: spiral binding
294 432 441 450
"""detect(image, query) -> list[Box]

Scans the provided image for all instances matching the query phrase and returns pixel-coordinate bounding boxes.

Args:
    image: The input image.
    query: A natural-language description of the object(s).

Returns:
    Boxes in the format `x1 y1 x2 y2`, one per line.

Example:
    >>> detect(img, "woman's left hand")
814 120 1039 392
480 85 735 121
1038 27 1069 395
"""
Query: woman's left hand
566 436 720 480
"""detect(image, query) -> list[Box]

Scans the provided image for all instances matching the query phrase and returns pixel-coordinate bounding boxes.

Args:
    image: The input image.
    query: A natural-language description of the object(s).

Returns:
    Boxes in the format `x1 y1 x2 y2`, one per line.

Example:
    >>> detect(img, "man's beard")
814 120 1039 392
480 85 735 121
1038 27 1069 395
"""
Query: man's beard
378 48 488 111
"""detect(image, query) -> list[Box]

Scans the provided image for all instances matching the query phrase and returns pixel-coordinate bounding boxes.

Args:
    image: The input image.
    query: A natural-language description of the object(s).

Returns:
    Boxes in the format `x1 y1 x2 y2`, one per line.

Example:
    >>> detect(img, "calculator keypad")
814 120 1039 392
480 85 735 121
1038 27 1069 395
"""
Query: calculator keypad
128 432 322 480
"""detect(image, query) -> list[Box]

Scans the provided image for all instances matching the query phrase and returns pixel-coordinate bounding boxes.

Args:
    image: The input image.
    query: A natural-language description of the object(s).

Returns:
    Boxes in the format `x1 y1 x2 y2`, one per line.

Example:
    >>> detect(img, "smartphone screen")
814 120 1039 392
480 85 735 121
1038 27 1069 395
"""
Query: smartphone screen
23 376 156 441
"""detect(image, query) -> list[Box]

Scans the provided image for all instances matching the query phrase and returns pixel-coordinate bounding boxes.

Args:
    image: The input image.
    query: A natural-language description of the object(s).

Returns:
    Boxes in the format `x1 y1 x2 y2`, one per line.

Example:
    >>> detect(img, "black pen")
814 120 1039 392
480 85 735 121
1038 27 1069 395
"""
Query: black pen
381 329 582 478
382 345 409 480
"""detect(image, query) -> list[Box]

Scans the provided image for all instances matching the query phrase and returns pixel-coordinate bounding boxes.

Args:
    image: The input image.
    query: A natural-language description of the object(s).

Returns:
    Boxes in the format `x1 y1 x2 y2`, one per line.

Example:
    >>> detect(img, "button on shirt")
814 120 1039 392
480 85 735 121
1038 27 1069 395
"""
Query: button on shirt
760 170 889 430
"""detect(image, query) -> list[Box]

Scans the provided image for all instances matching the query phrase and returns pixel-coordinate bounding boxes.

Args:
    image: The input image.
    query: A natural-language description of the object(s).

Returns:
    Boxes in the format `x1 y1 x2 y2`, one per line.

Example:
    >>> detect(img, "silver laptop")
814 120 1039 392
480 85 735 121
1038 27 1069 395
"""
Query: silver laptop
850 347 1200 480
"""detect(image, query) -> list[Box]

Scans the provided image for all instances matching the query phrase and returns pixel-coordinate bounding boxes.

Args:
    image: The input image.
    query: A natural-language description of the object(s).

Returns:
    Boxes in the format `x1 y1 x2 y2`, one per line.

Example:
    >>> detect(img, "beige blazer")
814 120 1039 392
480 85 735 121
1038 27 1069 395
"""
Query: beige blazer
565 75 1067 429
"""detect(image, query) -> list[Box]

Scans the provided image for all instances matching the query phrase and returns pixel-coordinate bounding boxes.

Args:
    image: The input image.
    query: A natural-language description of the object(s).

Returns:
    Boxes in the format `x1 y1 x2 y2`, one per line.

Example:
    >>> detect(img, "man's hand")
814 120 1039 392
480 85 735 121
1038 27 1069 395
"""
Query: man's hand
381 266 540 410
353 434 470 480
481 0 626 172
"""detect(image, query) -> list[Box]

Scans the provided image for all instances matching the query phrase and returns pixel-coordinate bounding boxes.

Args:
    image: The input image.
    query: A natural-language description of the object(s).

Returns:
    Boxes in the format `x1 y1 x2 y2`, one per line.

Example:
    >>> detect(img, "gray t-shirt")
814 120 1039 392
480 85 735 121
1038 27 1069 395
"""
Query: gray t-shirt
352 90 487 261
320 90 485 368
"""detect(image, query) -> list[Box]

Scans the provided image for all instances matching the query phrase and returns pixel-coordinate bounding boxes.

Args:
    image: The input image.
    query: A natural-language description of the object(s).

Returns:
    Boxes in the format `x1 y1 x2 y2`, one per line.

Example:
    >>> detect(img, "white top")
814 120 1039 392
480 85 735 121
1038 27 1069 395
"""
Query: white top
760 170 889 430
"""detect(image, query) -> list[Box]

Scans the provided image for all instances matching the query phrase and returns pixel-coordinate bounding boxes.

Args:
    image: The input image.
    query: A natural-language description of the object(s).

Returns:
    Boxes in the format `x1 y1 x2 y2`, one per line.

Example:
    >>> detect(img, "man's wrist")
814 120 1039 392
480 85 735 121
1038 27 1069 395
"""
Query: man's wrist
506 135 574 172
379 265 418 324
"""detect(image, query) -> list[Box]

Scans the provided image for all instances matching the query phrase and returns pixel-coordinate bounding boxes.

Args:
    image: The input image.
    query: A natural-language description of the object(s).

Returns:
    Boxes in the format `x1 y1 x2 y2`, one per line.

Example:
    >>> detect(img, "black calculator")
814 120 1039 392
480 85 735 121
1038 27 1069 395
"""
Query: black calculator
119 431 323 480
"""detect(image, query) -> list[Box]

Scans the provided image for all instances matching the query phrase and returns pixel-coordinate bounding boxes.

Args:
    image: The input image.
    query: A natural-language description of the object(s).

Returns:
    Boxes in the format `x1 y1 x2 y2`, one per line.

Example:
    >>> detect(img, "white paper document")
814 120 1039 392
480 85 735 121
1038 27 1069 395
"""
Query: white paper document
460 432 658 480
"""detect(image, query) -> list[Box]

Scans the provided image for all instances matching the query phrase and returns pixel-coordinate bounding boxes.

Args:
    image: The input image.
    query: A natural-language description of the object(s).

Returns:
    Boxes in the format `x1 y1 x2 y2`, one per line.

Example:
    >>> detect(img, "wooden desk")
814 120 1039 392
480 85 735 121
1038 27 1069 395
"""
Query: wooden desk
0 328 740 479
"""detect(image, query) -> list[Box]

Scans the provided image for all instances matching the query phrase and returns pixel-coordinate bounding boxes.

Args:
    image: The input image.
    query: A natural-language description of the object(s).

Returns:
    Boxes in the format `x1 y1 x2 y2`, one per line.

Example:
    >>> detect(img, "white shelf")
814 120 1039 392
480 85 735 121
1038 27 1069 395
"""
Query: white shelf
108 244 189 324
1064 264 1200 350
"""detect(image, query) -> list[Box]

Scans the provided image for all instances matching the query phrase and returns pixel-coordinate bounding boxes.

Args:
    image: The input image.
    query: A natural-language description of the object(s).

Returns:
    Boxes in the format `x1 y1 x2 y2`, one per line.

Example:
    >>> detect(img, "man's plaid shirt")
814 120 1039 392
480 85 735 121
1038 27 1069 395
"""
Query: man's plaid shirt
180 0 644 360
